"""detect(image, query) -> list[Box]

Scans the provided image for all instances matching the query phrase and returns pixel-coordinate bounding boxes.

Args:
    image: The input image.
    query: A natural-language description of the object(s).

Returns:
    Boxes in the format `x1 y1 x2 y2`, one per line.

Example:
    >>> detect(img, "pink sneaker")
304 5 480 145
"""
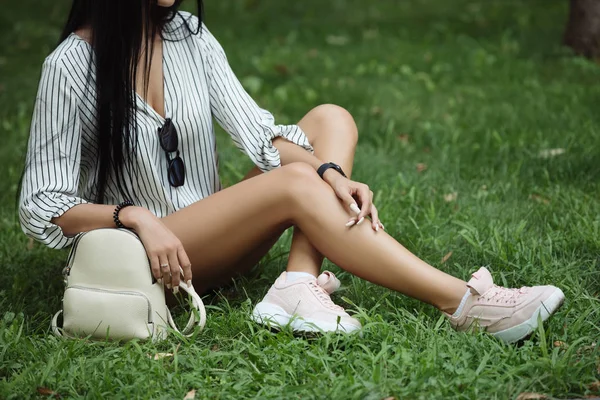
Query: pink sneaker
447 267 565 343
251 271 361 333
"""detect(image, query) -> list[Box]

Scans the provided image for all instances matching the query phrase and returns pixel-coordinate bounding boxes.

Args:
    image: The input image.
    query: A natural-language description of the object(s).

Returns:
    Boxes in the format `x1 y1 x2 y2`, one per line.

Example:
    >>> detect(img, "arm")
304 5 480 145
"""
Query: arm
199 24 377 223
51 203 192 288
271 137 340 185
50 203 140 237
271 137 320 169
19 60 133 241
19 59 88 249
19 61 130 243
19 59 190 286
201 25 315 172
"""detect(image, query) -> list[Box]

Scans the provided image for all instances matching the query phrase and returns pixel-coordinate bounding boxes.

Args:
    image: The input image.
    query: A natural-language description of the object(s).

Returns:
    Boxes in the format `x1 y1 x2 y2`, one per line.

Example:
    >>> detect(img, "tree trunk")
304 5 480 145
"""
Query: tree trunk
564 0 600 58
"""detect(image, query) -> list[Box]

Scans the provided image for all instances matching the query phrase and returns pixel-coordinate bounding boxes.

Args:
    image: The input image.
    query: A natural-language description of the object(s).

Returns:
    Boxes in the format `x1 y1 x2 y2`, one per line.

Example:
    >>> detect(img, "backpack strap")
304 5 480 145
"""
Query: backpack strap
51 310 64 337
166 280 206 336
51 310 79 339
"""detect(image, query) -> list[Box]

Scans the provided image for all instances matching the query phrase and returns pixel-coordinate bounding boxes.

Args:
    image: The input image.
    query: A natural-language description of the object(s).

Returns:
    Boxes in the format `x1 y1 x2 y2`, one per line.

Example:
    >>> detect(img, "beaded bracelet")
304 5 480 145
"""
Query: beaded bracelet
113 200 134 229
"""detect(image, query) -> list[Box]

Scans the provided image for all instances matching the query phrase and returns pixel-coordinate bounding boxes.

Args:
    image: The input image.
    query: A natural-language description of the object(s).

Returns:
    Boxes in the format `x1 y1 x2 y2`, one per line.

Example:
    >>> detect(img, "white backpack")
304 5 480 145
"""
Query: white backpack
51 228 206 341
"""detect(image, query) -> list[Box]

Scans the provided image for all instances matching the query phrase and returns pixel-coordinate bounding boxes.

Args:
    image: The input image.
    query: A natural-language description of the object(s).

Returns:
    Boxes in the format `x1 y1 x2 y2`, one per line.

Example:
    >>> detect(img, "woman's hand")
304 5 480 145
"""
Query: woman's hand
119 206 192 292
322 170 384 231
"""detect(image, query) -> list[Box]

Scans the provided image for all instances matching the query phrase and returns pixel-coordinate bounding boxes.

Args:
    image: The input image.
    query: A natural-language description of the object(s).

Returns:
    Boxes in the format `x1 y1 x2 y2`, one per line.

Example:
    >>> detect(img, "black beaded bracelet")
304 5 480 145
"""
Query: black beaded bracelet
113 200 134 229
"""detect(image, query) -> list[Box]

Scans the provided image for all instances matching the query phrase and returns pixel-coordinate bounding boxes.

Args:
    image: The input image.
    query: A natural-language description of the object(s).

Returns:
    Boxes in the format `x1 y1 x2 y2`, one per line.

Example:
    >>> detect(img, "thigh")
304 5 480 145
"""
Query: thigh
211 167 291 281
198 228 286 292
161 164 301 288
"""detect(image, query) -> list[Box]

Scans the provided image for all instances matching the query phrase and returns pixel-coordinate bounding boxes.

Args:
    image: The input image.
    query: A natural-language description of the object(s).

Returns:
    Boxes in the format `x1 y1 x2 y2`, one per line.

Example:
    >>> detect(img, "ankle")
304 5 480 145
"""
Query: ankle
285 271 316 283
286 264 319 277
442 289 472 317
441 304 458 315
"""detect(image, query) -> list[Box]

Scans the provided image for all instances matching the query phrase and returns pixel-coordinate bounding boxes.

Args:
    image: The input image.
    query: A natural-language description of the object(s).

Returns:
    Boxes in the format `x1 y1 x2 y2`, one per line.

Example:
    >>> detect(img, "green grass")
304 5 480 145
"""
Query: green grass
1 0 599 398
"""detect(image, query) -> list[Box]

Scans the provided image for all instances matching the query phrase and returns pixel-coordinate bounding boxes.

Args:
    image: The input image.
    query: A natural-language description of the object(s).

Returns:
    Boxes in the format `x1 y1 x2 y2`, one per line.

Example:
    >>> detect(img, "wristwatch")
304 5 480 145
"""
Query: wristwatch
317 162 347 180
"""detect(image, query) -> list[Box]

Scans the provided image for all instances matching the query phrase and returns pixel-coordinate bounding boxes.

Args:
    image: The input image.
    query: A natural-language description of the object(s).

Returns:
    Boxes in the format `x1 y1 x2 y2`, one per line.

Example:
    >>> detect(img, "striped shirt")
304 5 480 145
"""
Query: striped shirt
19 11 313 249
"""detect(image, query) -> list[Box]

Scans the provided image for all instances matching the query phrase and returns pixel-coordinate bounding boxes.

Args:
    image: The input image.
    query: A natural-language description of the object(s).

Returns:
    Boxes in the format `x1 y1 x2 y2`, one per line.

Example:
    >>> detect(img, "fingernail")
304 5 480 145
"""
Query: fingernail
357 217 365 225
187 280 192 287
345 219 356 227
350 203 361 214
380 223 385 230
173 286 179 295
157 278 163 284
375 225 379 232
166 283 171 289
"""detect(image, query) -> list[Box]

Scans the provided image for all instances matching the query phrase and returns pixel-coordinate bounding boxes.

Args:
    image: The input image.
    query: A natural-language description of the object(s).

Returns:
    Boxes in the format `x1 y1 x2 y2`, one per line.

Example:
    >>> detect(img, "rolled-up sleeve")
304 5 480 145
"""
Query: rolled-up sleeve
19 59 87 249
200 24 314 172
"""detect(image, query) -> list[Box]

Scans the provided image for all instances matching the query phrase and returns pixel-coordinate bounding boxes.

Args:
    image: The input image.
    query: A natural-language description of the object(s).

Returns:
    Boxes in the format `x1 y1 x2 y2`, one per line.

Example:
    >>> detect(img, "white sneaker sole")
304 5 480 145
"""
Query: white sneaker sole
251 302 361 333
493 287 565 344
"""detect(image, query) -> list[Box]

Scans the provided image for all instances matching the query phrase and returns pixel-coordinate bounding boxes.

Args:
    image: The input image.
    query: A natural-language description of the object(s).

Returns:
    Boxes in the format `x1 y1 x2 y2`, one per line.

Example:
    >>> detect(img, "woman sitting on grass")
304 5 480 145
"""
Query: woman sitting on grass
19 0 564 343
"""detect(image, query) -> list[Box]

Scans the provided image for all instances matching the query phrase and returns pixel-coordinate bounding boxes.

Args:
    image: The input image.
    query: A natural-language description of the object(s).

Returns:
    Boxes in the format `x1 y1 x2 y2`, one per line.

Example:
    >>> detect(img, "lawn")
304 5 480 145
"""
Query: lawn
1 0 599 399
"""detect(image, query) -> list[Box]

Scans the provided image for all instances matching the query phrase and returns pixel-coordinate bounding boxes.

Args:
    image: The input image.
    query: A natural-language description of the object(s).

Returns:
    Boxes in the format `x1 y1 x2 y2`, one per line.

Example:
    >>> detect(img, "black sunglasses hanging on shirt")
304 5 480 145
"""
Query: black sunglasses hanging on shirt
157 118 185 187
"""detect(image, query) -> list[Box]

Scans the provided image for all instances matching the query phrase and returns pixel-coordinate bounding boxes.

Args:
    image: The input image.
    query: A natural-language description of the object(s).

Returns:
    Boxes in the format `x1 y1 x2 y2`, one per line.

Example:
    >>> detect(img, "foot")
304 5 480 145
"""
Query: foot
446 267 565 343
251 271 361 333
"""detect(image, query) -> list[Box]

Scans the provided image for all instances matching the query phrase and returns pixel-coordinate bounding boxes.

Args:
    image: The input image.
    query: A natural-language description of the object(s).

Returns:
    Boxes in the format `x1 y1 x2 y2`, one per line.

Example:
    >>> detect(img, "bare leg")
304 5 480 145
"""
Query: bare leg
286 104 358 276
162 162 466 313
186 163 284 293
198 104 360 288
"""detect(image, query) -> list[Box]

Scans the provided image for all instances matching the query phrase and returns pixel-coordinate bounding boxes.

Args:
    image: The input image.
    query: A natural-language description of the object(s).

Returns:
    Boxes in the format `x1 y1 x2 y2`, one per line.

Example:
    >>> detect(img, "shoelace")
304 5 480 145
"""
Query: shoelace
480 285 529 304
309 281 344 311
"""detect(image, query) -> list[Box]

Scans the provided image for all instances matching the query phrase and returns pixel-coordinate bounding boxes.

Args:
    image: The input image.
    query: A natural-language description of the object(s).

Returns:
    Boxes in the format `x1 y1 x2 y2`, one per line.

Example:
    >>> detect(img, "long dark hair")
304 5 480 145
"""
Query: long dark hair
59 0 203 203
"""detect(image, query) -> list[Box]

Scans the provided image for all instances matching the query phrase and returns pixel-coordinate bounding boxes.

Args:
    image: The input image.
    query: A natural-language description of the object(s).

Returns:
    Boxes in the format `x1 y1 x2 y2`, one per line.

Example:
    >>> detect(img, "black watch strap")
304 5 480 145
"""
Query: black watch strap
317 162 347 180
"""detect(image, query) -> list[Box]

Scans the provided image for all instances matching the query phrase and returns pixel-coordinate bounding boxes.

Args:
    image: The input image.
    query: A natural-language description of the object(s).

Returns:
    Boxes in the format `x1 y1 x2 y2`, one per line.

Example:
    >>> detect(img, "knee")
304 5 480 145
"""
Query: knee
308 104 358 146
282 162 321 184
279 162 324 199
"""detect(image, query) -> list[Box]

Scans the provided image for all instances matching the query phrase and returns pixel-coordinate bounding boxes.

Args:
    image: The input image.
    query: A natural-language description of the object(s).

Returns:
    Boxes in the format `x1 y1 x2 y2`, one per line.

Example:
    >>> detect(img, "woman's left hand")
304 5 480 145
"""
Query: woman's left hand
323 170 383 231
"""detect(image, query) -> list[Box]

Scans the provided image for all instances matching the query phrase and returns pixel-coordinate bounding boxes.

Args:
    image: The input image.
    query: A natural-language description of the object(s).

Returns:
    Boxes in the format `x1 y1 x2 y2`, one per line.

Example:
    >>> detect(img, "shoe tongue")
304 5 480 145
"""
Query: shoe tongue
466 267 494 295
317 271 341 294
277 271 289 285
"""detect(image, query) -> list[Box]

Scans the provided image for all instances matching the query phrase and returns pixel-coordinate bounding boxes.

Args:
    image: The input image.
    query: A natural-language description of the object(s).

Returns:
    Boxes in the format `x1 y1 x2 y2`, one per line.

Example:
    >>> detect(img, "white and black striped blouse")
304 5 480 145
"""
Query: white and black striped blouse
19 11 314 249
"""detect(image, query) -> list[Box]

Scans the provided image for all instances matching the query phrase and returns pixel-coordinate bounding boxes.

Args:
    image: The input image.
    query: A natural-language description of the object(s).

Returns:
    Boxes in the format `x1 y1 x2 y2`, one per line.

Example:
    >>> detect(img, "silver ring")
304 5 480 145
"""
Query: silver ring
160 263 169 269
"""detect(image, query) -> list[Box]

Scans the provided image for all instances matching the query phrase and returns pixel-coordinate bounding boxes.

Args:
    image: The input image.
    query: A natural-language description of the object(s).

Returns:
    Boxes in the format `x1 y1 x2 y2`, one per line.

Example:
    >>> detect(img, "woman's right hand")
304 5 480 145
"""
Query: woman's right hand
119 206 192 291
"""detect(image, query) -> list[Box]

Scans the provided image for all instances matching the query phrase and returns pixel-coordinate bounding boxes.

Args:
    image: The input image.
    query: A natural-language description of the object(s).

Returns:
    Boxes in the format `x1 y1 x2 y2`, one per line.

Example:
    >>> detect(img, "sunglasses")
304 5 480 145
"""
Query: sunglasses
157 118 185 187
